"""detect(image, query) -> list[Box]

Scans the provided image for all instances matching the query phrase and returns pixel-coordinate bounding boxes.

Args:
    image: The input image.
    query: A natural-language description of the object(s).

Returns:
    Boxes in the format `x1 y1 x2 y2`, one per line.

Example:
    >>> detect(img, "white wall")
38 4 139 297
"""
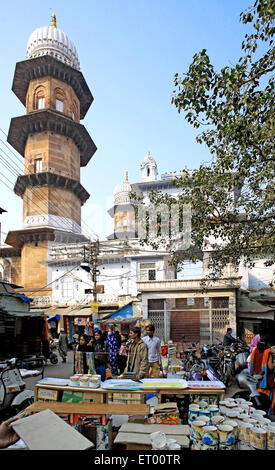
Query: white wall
177 260 203 279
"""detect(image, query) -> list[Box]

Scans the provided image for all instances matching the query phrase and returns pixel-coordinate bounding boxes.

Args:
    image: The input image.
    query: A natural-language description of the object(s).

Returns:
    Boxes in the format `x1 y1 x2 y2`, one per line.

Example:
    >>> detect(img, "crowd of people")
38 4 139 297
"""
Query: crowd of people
68 323 162 382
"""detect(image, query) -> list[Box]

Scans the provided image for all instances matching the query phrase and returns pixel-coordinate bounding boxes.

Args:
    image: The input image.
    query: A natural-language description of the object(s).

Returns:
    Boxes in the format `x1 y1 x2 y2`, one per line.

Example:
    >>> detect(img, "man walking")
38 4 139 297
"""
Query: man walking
58 328 68 363
142 324 161 378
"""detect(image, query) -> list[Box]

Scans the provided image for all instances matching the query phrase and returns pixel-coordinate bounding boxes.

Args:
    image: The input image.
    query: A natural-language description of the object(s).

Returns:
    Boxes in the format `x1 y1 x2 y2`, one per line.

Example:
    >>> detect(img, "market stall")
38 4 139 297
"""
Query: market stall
30 374 226 450
0 281 47 364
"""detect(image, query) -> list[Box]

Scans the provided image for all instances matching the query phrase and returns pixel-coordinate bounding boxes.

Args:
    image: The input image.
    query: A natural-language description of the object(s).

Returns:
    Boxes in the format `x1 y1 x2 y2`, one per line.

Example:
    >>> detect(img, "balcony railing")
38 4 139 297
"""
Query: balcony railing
136 277 241 291
31 293 119 307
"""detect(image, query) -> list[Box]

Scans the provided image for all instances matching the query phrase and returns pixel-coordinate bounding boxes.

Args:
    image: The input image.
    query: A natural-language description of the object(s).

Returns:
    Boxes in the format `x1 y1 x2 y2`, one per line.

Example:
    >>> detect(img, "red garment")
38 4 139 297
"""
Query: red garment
252 348 264 375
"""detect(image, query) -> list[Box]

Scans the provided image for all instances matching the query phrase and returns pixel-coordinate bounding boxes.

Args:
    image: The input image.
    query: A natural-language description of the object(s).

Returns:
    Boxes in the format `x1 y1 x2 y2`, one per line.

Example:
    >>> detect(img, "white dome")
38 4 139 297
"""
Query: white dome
26 24 80 70
114 172 132 205
141 151 157 169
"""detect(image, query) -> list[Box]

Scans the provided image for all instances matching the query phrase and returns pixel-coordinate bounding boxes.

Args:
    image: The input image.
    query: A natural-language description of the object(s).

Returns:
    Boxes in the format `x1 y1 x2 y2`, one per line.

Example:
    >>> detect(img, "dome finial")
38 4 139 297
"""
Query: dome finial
51 12 57 28
125 171 129 182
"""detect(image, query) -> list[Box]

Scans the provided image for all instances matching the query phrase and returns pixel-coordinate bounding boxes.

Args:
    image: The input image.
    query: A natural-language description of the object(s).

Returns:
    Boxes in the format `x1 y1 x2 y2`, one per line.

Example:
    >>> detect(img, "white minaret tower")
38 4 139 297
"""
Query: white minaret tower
140 151 158 182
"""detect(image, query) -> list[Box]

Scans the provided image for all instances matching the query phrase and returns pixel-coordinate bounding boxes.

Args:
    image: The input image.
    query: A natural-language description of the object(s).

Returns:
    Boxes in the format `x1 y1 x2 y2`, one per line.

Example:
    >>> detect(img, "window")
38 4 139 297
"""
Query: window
56 99 63 112
38 97 45 109
139 262 156 281
34 158 42 173
147 168 150 176
62 280 73 298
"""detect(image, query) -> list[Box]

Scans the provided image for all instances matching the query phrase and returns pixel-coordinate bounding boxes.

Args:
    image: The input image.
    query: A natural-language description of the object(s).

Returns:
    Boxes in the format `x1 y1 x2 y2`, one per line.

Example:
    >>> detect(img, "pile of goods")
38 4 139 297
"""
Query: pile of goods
69 374 101 388
188 397 275 450
150 431 187 450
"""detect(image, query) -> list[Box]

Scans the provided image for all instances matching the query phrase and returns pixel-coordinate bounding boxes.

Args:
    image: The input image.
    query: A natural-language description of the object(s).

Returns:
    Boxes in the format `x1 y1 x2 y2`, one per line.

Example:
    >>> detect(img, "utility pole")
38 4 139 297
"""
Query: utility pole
88 238 100 323
89 238 100 302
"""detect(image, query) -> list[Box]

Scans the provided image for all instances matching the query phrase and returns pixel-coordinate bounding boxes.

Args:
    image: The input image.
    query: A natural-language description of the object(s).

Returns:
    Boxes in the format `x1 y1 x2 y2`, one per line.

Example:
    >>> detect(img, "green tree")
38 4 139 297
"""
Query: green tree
146 0 274 284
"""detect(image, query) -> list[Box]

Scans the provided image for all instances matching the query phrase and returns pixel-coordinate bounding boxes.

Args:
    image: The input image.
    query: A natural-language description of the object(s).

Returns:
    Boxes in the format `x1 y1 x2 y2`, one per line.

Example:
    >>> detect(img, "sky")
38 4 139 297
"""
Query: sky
0 0 255 242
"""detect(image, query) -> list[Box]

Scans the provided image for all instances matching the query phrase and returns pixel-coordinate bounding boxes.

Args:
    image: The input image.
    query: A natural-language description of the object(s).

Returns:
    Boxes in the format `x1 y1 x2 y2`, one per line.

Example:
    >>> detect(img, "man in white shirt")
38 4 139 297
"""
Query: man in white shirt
142 324 161 378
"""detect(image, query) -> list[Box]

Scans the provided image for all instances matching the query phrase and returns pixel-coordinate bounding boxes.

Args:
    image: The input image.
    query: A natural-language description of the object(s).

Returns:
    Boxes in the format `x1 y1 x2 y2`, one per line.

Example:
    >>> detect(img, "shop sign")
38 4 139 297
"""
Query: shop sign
74 317 87 326
91 302 99 313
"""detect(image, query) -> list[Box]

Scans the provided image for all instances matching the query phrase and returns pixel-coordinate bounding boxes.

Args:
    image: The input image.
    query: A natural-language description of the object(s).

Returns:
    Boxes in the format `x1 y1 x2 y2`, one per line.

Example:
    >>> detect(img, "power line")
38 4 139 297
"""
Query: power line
0 148 97 239
0 128 99 240
27 265 80 295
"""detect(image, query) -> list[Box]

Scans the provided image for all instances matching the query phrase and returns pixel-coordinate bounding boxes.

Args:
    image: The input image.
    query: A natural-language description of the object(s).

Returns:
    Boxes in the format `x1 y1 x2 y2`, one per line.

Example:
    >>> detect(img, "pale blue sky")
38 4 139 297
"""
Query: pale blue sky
0 0 254 241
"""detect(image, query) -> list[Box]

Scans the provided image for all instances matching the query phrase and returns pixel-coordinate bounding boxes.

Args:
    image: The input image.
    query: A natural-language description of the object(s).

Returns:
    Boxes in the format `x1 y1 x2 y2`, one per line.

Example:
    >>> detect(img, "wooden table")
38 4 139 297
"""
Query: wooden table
25 401 150 416
34 382 225 404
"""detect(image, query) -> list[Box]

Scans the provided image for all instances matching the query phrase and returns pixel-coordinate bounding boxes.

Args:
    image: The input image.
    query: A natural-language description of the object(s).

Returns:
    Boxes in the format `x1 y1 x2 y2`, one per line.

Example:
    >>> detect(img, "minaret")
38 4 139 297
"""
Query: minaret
141 151 158 182
107 171 136 240
1 15 96 295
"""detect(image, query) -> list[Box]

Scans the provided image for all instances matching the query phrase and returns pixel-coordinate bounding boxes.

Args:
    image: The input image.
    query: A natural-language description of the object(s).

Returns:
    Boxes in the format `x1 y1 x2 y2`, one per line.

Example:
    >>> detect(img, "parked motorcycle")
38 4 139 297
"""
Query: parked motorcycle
0 358 34 422
232 347 271 412
44 338 58 365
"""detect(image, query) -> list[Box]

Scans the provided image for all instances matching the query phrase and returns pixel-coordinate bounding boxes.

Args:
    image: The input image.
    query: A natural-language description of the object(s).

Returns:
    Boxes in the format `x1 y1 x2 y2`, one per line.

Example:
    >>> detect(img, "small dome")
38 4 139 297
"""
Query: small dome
26 15 80 70
141 151 158 182
114 171 132 205
140 151 157 170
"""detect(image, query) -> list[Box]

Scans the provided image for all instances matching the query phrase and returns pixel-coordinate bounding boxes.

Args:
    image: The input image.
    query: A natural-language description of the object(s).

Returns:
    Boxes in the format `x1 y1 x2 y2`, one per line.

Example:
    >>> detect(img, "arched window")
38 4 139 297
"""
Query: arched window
72 100 78 121
147 167 150 177
34 86 46 111
55 87 66 113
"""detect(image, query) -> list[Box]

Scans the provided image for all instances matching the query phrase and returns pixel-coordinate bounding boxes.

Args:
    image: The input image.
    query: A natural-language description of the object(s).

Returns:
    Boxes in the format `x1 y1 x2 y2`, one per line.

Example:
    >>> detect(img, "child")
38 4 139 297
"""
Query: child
117 339 128 375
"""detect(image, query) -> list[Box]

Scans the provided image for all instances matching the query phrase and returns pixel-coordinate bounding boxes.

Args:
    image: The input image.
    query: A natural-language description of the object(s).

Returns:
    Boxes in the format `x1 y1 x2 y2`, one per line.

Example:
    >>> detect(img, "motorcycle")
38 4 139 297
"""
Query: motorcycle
44 338 58 365
200 343 224 382
233 349 271 412
0 358 34 422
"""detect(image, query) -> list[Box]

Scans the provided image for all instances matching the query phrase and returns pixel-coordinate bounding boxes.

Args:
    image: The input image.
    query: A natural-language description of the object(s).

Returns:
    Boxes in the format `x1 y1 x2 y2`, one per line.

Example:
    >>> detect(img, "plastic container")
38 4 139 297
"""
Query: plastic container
250 426 267 450
267 424 275 450
239 422 253 444
223 420 239 441
202 425 219 445
79 376 89 387
69 376 80 386
89 375 101 388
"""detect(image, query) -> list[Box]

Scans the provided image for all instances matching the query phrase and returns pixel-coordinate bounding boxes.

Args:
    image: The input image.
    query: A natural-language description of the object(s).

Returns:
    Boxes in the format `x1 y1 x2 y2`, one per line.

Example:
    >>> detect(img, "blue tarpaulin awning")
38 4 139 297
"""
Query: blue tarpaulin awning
103 302 134 320
47 315 61 321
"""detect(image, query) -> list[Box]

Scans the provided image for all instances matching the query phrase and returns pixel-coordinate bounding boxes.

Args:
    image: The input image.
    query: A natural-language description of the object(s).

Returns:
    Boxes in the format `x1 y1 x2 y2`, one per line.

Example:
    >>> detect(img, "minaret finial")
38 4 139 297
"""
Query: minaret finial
125 171 129 182
51 12 57 28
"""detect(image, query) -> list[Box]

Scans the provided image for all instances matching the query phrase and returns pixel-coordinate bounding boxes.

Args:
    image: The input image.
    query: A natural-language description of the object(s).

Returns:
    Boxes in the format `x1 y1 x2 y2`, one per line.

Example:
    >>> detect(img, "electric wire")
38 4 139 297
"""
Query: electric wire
0 147 96 239
0 127 99 240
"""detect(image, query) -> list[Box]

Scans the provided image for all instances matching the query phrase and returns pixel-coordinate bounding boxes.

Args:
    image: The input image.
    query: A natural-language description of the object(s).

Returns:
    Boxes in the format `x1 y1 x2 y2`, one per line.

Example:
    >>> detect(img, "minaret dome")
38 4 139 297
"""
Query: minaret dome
26 13 80 70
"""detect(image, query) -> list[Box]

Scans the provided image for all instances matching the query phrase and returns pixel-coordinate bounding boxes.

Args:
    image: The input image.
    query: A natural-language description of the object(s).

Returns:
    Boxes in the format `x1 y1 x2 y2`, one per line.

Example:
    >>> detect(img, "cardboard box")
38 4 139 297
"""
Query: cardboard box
37 388 59 401
78 414 107 426
147 413 180 425
62 391 84 403
82 391 105 404
108 392 143 404
147 402 180 425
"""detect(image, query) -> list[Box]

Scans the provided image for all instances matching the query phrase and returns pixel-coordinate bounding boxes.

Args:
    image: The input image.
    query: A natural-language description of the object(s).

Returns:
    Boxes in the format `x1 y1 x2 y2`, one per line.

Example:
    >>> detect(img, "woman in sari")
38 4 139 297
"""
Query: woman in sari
106 326 119 376
257 345 275 416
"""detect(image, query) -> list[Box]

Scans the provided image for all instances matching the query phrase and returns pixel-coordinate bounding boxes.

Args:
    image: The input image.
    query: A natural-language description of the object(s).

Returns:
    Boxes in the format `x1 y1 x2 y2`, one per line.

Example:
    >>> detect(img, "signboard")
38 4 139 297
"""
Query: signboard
91 302 99 313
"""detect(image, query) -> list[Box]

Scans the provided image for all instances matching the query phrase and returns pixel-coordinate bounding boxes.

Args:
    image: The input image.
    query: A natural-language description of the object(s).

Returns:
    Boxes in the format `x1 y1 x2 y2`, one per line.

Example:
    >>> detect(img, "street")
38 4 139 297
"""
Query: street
24 350 75 392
